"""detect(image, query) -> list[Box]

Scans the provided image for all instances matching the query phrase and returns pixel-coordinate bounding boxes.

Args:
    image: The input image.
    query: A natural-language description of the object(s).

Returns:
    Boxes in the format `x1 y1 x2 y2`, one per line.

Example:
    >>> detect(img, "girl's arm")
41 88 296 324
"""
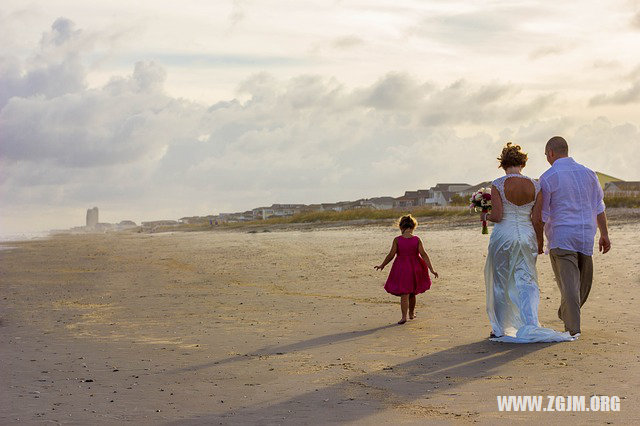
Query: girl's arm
374 238 398 270
417 238 439 278
487 185 503 223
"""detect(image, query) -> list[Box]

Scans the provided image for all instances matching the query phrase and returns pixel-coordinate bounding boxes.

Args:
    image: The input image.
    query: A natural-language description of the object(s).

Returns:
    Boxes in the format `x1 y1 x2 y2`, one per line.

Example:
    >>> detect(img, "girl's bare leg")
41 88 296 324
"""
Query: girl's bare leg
399 294 409 324
409 294 416 319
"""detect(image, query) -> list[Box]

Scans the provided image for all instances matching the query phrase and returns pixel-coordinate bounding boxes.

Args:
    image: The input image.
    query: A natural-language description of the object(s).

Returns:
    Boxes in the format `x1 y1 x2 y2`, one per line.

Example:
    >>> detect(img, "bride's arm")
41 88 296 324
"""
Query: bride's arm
531 192 544 254
487 185 502 223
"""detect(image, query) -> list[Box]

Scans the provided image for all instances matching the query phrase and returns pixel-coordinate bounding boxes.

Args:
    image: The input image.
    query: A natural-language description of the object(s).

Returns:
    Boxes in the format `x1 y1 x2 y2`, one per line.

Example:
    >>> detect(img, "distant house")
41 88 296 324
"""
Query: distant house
320 202 346 212
118 220 137 229
429 183 471 206
367 196 395 210
430 191 452 206
302 204 324 212
415 190 434 205
392 190 430 208
393 185 471 208
218 213 244 222
341 199 368 210
457 181 493 197
218 211 254 222
141 220 179 230
252 204 305 220
179 216 208 224
596 172 623 190
342 198 395 210
251 207 271 220
604 181 640 196
394 191 420 208
432 183 471 193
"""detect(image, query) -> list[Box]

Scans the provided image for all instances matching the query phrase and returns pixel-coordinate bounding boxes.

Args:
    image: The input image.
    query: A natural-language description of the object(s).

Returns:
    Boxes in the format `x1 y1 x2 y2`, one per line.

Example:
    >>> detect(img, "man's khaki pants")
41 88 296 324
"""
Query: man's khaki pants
549 248 594 335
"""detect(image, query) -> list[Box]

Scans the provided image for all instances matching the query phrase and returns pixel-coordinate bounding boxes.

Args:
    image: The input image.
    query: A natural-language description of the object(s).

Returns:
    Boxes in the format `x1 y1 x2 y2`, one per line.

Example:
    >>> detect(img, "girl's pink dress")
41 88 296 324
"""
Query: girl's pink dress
384 236 432 296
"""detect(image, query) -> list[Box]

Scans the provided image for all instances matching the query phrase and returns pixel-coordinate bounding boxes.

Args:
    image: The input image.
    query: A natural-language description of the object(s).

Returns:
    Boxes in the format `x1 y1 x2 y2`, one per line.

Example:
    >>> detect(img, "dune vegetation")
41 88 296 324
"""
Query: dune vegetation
603 195 640 208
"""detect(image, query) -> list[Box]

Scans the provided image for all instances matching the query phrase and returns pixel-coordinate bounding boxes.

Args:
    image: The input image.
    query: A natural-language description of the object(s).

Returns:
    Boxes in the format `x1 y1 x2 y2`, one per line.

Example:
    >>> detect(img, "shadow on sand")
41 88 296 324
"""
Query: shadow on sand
166 324 397 374
167 326 555 424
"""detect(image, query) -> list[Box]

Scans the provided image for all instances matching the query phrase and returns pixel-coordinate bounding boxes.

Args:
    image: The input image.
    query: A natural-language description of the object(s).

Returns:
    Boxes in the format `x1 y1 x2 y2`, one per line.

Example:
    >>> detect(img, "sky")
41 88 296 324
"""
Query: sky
1 0 639 234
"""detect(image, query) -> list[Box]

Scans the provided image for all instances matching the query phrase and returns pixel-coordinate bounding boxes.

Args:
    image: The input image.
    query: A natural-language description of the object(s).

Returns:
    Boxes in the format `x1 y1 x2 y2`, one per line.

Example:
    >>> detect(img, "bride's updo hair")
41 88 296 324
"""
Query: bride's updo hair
398 214 417 231
497 142 528 169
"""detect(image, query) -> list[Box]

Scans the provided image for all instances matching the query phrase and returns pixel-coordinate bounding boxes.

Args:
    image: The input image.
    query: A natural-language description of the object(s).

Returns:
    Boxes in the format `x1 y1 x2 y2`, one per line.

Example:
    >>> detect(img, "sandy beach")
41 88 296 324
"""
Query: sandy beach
1 220 639 424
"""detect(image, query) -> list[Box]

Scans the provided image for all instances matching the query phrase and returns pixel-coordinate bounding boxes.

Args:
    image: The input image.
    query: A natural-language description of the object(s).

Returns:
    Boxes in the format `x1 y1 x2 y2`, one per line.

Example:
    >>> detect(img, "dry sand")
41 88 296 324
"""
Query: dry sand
1 221 639 424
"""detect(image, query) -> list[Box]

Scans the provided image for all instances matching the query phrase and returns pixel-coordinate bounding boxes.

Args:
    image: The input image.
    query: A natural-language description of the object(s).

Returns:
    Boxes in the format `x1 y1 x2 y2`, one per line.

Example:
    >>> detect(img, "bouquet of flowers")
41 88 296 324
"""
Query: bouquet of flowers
469 188 492 234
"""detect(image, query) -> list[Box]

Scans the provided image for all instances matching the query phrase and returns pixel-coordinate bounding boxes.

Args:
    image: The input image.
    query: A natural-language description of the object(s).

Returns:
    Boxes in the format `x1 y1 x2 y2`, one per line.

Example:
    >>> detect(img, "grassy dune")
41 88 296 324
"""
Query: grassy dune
153 207 472 233
603 195 640 208
261 206 468 224
146 196 640 233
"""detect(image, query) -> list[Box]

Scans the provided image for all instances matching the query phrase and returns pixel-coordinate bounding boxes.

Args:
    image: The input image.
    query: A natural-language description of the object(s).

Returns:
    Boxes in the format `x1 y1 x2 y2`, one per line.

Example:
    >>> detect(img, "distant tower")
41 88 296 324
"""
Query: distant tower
86 207 99 228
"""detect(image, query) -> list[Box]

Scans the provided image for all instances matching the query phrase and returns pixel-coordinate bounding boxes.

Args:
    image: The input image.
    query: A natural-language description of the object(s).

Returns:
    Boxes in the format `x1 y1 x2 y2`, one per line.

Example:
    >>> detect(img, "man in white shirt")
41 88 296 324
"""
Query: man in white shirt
533 136 611 336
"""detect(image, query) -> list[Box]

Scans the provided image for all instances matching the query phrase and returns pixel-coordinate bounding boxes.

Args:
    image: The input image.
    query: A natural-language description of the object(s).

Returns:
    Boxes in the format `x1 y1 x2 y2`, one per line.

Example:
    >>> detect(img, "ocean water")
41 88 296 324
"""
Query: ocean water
0 231 51 247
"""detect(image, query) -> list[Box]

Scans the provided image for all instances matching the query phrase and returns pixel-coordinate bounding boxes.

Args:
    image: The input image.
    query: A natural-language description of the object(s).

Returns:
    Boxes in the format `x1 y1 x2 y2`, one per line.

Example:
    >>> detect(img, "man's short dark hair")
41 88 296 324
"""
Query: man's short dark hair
546 136 569 155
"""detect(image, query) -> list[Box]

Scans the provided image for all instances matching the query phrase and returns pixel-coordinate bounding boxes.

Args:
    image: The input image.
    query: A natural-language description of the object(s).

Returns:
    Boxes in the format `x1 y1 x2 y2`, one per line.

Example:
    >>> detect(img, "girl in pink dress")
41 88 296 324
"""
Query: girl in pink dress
375 215 439 324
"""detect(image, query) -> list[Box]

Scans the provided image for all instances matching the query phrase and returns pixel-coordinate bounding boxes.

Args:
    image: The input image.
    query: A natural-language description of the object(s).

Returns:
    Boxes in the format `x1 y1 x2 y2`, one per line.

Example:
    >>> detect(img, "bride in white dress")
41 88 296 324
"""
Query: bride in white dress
485 143 574 343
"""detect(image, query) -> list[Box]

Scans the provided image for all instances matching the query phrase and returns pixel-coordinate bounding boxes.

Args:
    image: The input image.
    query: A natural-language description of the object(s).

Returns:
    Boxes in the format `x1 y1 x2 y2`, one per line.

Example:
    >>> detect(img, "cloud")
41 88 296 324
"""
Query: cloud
412 10 515 46
1 16 638 233
116 53 303 68
0 61 552 208
330 35 364 50
571 117 640 176
504 118 574 149
1 49 545 232
0 59 195 168
628 64 640 79
356 72 431 110
529 45 566 60
507 94 556 122
408 5 547 53
589 81 640 105
0 18 86 107
229 0 246 30
589 64 640 105
42 17 81 46
632 11 640 29
590 60 622 70
419 81 519 126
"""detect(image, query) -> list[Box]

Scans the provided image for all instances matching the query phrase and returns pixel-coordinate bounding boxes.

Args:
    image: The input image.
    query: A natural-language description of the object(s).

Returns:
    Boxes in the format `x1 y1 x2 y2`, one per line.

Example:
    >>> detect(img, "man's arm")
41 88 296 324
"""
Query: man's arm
592 171 610 254
539 176 551 224
533 175 552 254
597 211 611 254
531 192 544 254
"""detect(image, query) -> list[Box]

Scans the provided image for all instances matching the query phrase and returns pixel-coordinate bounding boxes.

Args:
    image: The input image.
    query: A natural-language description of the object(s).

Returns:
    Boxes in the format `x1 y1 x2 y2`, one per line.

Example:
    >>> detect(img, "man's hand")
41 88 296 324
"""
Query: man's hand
536 237 544 255
596 212 610 254
599 234 611 254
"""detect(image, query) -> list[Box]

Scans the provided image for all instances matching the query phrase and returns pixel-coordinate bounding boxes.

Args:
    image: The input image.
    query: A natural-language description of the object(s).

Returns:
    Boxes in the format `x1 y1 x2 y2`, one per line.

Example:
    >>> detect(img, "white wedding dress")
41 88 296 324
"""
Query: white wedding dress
485 174 575 343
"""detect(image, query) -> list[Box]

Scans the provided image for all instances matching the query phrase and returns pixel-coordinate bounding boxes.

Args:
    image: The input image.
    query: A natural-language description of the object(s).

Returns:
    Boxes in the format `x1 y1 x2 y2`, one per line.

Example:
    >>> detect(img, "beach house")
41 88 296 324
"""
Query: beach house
604 181 640 196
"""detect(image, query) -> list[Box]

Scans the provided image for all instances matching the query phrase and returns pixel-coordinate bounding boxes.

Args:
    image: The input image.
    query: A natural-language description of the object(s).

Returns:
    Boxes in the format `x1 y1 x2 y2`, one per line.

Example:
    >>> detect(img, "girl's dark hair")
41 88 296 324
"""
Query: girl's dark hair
497 142 528 169
398 214 417 231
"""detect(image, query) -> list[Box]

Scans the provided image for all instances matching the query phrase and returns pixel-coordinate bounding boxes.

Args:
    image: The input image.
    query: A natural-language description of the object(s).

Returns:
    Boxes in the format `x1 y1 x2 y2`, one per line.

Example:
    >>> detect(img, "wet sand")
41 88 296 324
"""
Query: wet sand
1 222 639 424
